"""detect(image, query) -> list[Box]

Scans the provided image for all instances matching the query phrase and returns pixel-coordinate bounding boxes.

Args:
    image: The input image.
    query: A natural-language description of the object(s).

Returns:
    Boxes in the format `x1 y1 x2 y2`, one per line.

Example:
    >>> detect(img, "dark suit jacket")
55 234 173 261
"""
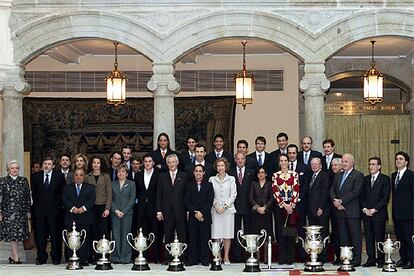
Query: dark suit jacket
184 162 214 181
321 153 342 178
361 173 390 222
268 149 284 176
109 167 118 182
179 151 194 171
230 167 254 215
246 151 272 173
249 180 274 212
151 148 177 173
298 150 322 164
156 170 188 220
62 182 96 225
307 170 330 217
184 179 214 223
294 161 311 214
135 168 160 218
205 151 234 167
391 169 414 221
330 169 364 218
127 170 140 181
31 170 66 217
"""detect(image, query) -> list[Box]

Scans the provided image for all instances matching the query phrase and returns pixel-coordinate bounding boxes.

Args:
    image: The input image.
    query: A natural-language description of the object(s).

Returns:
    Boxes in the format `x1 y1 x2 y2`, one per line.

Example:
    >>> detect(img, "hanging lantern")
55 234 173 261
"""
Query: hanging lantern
105 42 127 106
234 40 254 109
363 40 383 105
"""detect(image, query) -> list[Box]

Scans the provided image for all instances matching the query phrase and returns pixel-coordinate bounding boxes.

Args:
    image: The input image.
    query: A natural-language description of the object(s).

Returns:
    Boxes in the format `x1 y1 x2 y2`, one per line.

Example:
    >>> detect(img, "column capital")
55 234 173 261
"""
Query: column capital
147 62 180 95
299 61 330 97
407 97 414 112
0 64 31 96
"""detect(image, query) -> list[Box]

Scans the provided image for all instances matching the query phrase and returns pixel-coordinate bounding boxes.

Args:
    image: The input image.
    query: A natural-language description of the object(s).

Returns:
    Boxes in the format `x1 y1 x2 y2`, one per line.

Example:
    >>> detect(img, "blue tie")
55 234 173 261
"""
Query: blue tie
339 171 348 190
76 184 81 197
258 154 263 166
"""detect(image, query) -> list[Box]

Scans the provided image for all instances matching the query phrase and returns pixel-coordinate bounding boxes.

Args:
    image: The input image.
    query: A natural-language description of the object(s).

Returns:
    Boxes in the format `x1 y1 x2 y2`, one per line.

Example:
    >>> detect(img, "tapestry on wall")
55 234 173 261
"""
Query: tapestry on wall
23 97 235 164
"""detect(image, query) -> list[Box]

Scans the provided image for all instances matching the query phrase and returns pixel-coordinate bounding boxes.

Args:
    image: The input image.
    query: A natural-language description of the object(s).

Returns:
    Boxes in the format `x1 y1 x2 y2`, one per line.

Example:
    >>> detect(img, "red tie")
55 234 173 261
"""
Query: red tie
238 169 243 185
162 151 166 158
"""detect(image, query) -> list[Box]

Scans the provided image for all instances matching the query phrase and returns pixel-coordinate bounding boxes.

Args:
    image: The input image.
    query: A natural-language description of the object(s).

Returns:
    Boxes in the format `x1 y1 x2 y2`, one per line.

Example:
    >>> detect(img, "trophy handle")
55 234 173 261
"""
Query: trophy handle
146 233 155 250
298 236 305 248
395 241 401 251
181 243 187 253
377 242 385 253
79 229 87 249
62 229 69 248
237 230 247 251
257 229 267 250
165 244 171 255
109 240 116 253
92 240 99 253
323 236 329 248
126 233 138 251
208 240 213 251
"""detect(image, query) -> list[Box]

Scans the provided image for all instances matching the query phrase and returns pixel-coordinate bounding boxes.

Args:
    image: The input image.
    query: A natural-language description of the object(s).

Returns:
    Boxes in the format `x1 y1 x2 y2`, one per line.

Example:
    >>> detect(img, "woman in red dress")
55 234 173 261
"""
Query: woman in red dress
272 153 300 265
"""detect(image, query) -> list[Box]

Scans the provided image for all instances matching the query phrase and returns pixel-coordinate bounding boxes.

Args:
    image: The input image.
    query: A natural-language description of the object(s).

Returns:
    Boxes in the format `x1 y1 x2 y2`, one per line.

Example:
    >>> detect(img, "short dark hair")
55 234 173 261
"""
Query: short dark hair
60 153 71 161
43 156 54 163
142 153 154 161
122 145 132 151
88 156 109 172
193 164 205 172
110 151 124 163
287 144 298 153
186 135 198 143
395 151 410 165
369 156 382 166
255 165 268 176
237 139 249 148
322 138 335 147
255 136 266 144
130 156 142 164
276 132 288 140
195 144 206 151
213 134 225 142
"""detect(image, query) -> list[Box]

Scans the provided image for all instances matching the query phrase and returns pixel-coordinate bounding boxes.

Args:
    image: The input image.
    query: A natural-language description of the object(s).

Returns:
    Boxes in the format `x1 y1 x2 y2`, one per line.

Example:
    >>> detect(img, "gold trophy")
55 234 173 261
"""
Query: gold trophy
62 222 86 270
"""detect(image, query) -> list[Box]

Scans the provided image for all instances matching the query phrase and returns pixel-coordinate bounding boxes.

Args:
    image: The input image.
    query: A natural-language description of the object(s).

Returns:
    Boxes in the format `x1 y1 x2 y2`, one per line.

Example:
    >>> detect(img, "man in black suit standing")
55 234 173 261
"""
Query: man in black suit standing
307 157 331 262
329 157 343 265
205 134 233 167
59 154 72 184
62 168 96 266
32 157 66 265
135 154 162 263
185 164 214 266
392 151 414 269
330 153 364 267
128 156 142 181
122 145 133 170
269 132 289 172
109 151 123 181
179 136 198 171
230 152 254 262
156 154 188 256
237 139 255 169
361 156 391 268
321 139 342 177
298 136 322 166
247 136 272 172
185 144 214 180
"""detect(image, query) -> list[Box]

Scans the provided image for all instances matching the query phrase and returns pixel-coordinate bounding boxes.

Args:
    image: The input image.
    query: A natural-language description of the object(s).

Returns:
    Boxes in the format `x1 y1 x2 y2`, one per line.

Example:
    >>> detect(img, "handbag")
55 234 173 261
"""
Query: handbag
23 219 36 250
281 215 297 237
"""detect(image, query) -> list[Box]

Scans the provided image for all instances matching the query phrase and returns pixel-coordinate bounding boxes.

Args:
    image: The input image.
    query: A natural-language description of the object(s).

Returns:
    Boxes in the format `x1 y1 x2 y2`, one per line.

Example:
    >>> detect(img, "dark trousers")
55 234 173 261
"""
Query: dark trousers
363 216 385 264
337 217 362 265
329 205 340 261
91 204 109 261
64 224 91 262
136 210 163 262
296 207 307 261
188 217 210 264
274 208 295 263
34 214 62 262
231 213 251 262
163 213 186 260
394 219 414 263
308 213 329 262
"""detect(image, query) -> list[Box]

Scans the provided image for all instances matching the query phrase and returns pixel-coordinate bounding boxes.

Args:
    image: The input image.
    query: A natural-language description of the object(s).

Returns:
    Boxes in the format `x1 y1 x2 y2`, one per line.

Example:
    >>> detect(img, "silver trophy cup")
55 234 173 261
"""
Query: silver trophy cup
62 222 86 270
378 234 401 272
127 228 155 271
93 234 115 270
299 225 329 272
338 246 355 272
165 235 187 271
208 239 224 271
237 229 267 272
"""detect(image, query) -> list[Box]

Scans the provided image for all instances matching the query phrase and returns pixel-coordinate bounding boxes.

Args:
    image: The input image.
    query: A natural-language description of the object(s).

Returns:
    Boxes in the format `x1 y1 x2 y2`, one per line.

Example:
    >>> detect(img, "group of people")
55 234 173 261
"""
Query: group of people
0 131 413 270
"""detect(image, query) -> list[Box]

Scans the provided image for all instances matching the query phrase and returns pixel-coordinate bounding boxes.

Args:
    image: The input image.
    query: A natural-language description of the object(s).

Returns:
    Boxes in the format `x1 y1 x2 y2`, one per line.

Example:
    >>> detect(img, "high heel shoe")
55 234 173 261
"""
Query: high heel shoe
9 257 22 264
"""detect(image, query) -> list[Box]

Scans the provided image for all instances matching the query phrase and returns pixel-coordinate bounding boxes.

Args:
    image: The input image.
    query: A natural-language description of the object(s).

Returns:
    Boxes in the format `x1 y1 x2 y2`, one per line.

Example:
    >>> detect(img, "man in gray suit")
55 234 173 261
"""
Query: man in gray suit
330 153 364 267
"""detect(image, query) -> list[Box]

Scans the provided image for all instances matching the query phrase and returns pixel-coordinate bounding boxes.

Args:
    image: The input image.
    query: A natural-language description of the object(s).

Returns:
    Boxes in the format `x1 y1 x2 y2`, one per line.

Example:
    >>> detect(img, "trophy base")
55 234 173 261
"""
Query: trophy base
95 262 113 270
132 263 150 271
243 264 261 273
304 263 324 272
66 260 83 270
382 263 397 272
210 262 222 271
338 265 355 272
167 263 185 272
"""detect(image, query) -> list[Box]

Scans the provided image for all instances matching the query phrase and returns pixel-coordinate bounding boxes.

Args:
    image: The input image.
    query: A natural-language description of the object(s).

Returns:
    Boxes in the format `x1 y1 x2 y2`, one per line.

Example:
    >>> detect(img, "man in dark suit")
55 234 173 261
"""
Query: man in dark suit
59 154 72 184
205 134 233 167
179 136 198 171
185 144 214 180
128 156 141 181
135 154 162 263
109 151 123 181
62 168 96 266
269 132 289 174
307 157 330 262
32 157 66 265
236 139 255 169
230 152 254 262
361 156 391 268
246 136 272 173
330 153 364 267
184 164 214 266
298 136 322 166
391 151 414 269
122 145 133 170
329 157 343 265
321 139 342 177
156 153 188 258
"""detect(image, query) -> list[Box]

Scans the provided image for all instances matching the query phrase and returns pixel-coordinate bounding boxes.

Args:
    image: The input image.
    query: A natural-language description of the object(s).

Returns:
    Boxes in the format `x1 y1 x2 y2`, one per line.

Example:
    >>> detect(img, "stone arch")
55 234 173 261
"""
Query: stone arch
12 11 164 64
316 9 414 60
160 10 317 63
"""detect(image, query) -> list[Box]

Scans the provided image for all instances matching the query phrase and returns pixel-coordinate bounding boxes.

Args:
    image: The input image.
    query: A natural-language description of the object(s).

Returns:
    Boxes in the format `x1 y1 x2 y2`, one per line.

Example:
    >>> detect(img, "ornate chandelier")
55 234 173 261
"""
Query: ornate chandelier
234 40 254 109
363 40 383 105
105 42 127 106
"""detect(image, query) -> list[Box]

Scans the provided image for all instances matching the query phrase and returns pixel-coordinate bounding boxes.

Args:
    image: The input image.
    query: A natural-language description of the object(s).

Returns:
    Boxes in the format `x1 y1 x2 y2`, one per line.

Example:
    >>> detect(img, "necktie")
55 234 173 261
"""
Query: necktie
44 173 50 187
395 172 400 189
310 173 317 189
76 184 81 196
171 172 176 185
304 152 309 165
216 152 220 158
339 171 348 190
63 171 68 180
161 151 166 158
326 156 331 169
289 162 293 171
258 154 263 166
371 175 375 188
197 182 201 192
112 170 116 181
190 154 195 164
238 169 243 185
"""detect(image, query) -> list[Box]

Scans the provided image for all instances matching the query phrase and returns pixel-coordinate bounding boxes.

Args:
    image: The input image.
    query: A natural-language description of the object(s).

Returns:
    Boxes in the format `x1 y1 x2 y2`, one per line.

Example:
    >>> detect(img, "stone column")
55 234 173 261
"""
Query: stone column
299 62 330 152
408 98 414 169
0 64 31 175
147 62 180 149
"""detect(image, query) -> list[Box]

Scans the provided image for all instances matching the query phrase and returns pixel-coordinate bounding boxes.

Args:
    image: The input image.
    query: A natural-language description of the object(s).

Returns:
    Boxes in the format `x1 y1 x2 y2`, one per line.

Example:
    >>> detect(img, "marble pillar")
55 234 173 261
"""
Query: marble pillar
408 98 414 169
147 62 180 150
299 62 330 152
0 65 31 175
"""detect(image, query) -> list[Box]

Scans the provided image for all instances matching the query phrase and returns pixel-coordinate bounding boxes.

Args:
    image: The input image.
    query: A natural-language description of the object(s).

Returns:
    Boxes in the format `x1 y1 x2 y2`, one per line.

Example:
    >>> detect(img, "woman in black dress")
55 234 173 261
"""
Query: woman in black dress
249 166 274 263
0 160 31 264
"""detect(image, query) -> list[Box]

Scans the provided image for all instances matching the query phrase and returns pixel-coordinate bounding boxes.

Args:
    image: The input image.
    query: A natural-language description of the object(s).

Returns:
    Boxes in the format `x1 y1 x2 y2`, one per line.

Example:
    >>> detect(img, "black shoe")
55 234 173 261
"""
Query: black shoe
377 263 384 268
52 260 60 265
402 262 414 269
186 261 197 266
332 259 341 265
352 263 361 268
35 259 46 265
279 260 286 265
9 257 22 264
201 262 209 267
362 261 376 267
80 261 89 266
286 261 293 265
396 260 407 267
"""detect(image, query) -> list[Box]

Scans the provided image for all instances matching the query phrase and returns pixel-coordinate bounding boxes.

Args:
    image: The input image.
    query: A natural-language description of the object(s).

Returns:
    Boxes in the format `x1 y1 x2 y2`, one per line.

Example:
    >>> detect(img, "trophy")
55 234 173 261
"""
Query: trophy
165 235 187 271
62 221 86 270
377 234 401 272
208 239 223 271
127 228 155 271
337 246 355 272
298 225 329 272
237 229 267 272
92 235 115 270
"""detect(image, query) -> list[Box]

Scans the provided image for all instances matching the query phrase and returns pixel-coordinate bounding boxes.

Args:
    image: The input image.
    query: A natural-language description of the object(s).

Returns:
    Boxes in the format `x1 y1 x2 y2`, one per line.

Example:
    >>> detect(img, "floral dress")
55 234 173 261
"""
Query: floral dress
271 170 300 224
0 176 31 241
